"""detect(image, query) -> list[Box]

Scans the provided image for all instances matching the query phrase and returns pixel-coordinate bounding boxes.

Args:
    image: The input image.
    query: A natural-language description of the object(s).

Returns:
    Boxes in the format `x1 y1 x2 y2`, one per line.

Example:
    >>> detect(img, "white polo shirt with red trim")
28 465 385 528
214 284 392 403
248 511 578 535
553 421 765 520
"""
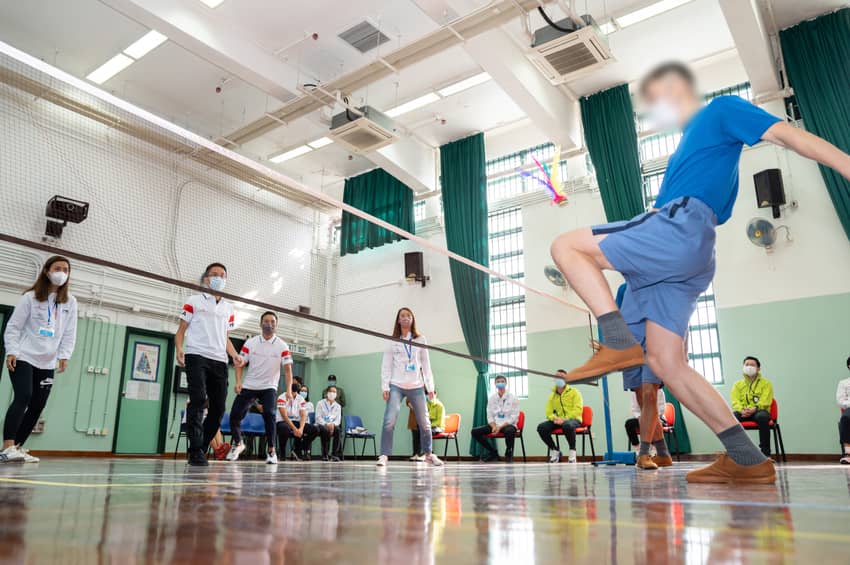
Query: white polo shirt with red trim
239 334 293 390
276 393 306 423
180 293 235 363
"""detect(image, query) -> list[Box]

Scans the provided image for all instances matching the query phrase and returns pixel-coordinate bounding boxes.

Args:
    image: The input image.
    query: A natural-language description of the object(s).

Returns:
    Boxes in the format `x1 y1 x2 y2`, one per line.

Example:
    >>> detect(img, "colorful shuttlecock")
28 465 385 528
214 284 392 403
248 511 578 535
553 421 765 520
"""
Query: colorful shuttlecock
516 146 568 206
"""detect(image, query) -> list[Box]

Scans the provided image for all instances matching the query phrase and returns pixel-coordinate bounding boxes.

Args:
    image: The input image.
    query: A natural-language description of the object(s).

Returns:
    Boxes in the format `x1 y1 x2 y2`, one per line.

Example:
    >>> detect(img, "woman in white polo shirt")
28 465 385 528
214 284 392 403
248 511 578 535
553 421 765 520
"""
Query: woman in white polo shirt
2 256 78 464
175 262 244 467
376 307 442 467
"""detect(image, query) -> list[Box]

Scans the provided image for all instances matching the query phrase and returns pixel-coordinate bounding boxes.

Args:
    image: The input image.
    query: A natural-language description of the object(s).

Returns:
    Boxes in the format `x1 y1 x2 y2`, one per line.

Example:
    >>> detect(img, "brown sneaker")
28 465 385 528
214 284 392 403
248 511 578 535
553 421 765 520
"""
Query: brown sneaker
636 454 658 470
566 342 645 384
652 455 673 467
686 454 775 484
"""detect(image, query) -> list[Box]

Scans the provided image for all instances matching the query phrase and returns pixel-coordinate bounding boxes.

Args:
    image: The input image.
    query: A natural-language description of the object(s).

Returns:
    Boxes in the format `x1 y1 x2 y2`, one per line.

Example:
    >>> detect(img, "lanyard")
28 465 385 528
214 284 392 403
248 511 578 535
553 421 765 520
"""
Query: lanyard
746 376 760 404
46 300 57 326
402 335 414 362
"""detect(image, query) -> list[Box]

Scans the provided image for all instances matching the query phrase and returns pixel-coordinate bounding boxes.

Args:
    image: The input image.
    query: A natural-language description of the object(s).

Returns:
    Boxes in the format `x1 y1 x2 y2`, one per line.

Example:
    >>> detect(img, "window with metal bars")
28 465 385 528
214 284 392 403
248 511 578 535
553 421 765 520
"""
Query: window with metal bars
413 200 426 222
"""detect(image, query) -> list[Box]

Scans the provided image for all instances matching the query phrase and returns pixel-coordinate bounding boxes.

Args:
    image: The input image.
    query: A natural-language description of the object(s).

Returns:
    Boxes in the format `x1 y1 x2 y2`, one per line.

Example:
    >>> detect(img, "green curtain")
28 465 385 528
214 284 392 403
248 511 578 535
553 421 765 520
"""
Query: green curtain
340 168 414 256
780 9 850 241
440 133 491 457
580 84 645 222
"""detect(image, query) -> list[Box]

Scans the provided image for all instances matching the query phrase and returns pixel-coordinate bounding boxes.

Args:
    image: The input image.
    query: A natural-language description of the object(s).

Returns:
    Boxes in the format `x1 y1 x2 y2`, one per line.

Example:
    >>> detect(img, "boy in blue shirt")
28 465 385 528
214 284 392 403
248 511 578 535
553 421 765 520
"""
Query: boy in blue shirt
550 62 850 484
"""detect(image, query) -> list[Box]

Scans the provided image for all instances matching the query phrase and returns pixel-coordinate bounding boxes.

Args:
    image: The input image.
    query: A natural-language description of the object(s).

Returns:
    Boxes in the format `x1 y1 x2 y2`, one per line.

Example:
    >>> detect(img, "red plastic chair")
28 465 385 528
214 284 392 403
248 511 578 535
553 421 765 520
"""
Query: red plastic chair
553 406 596 461
432 413 461 459
484 411 527 462
661 402 681 461
739 399 787 462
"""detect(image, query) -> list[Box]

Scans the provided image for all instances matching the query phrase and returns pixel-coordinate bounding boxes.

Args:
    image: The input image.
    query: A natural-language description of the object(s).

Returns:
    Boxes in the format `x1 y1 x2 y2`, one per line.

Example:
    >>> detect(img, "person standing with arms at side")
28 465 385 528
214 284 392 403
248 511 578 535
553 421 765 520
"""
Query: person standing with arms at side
376 307 443 468
175 263 244 467
2 256 77 464
836 356 850 465
226 311 293 464
470 375 520 463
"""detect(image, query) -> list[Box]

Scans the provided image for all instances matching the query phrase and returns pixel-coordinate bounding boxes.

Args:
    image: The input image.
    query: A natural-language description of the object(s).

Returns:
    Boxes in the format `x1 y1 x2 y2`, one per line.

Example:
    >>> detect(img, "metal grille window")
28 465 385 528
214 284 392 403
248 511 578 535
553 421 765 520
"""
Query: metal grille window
413 200 426 222
687 284 723 384
705 82 753 102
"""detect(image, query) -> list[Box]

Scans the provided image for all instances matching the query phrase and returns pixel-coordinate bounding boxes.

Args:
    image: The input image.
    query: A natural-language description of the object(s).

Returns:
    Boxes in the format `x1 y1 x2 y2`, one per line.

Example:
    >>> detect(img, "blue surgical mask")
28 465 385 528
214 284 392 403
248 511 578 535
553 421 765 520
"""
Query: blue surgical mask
554 378 566 388
208 276 226 292
495 382 507 390
298 391 308 399
261 323 275 334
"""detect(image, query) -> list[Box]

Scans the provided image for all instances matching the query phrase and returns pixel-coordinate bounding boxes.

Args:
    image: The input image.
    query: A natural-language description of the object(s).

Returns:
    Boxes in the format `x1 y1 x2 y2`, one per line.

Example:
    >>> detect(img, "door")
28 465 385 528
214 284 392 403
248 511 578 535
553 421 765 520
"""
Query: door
114 330 173 454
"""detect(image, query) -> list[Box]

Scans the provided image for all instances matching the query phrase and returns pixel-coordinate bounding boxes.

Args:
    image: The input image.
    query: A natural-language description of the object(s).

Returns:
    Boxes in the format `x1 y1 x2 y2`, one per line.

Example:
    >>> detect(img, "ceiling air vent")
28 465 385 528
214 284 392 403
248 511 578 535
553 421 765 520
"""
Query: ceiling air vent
529 17 613 84
329 106 398 153
338 21 391 53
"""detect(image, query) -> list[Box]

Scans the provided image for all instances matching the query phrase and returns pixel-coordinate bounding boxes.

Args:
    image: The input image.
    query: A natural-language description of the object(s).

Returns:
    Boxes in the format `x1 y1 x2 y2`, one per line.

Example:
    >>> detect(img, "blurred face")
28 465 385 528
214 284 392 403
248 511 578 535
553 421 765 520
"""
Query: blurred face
398 310 414 331
642 73 698 130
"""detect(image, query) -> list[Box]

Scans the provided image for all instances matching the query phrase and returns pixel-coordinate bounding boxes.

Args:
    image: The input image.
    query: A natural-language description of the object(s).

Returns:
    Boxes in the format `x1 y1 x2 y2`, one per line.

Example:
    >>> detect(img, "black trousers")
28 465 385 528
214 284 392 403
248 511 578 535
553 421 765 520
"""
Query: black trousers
277 420 319 455
839 408 850 446
625 417 640 446
2 361 54 445
735 410 772 456
185 354 228 457
537 419 580 450
229 388 276 450
471 424 516 454
318 423 341 457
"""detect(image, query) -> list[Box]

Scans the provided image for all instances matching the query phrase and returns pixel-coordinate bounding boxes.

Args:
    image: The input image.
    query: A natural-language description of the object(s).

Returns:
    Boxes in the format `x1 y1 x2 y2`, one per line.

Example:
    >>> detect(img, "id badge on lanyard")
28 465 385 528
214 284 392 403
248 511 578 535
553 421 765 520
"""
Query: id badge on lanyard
38 301 57 338
403 338 416 372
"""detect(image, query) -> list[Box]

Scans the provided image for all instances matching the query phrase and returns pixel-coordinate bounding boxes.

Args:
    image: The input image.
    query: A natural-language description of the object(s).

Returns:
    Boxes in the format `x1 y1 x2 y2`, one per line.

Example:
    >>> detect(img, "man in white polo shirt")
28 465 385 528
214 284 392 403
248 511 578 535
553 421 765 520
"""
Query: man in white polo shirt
227 311 293 465
175 262 244 467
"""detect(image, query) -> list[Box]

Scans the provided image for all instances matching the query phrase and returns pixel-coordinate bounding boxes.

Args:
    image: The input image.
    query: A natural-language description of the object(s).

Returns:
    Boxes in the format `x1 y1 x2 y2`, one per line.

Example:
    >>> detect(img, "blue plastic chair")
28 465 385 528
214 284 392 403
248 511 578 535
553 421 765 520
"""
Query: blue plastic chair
342 415 377 460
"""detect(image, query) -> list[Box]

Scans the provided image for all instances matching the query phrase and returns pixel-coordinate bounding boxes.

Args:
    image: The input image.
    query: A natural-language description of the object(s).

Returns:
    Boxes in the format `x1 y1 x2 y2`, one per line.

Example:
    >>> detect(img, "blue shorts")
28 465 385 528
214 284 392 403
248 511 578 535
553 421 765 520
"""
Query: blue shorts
593 196 717 338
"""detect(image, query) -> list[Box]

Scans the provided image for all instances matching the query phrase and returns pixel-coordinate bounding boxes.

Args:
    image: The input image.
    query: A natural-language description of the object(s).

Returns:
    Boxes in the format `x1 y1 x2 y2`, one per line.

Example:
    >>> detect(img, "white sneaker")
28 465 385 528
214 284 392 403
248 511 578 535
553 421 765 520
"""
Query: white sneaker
18 448 39 463
409 454 426 462
427 453 444 467
568 450 577 463
0 445 24 463
226 442 246 461
266 452 278 465
548 449 561 463
376 455 388 467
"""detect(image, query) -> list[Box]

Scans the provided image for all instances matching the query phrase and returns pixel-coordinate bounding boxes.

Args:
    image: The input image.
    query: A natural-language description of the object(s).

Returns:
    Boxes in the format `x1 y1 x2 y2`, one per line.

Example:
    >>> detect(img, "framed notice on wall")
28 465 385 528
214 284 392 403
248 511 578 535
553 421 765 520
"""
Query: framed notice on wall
131 342 160 382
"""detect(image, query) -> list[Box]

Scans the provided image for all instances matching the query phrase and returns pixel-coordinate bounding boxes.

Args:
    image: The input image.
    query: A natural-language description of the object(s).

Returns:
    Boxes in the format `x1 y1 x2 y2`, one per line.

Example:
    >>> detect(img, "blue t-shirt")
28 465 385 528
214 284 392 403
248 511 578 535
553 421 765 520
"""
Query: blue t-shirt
654 96 781 224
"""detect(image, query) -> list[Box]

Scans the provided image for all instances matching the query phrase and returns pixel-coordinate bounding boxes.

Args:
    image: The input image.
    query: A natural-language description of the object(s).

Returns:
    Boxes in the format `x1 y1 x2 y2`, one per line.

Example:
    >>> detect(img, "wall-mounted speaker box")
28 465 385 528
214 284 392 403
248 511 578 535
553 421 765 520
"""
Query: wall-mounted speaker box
753 168 786 219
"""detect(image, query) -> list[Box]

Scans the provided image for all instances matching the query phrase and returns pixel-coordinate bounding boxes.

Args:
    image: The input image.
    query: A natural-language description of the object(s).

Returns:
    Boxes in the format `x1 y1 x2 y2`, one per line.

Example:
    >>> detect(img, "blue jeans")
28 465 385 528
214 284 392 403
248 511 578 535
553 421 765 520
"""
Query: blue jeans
381 385 431 456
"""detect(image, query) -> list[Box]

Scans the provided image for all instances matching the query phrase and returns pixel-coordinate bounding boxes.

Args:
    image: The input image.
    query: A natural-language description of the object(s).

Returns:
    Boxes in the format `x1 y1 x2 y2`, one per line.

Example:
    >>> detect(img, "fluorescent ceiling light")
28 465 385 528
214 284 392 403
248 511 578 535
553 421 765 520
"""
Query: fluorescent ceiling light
615 0 693 28
199 0 225 7
124 30 168 59
385 92 440 118
86 53 134 84
437 72 491 97
598 21 618 35
307 136 333 149
269 145 312 163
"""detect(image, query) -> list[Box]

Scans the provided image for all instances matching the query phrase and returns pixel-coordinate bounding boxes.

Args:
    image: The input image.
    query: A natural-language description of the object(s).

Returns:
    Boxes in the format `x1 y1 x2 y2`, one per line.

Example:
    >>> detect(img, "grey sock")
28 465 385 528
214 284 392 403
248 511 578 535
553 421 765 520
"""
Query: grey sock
718 424 768 466
652 439 671 458
638 441 652 456
597 311 638 350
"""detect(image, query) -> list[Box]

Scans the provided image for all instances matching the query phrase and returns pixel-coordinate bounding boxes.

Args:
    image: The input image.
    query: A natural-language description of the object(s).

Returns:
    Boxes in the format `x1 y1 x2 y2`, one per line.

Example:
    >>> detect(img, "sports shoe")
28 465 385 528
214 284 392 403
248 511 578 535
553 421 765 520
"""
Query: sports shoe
839 454 850 465
686 454 775 484
504 450 514 463
427 453 444 467
303 452 312 461
329 455 341 462
187 452 209 467
548 449 561 463
566 342 645 384
214 443 231 461
409 454 426 462
289 450 302 461
18 448 39 463
652 455 674 467
567 450 577 464
226 442 246 462
266 452 278 465
376 455 388 467
1 445 24 463
636 454 658 470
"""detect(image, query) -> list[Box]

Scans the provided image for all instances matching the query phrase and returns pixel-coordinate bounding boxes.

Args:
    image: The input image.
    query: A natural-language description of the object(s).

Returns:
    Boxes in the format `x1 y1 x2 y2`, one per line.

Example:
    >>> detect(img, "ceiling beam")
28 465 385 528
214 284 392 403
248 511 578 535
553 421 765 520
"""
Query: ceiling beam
371 138 437 194
718 0 781 97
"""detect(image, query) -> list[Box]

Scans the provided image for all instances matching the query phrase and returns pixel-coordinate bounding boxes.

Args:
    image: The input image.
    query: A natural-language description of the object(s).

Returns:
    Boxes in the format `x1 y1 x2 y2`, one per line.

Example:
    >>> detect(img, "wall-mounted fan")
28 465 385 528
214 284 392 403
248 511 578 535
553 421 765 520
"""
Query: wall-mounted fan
746 217 792 251
544 264 568 288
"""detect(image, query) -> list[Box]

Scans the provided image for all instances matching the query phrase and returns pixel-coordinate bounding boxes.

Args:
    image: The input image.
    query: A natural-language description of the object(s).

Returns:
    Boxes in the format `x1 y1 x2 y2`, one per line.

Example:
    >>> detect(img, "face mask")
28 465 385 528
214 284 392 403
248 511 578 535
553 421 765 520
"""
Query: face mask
554 378 566 388
208 276 226 292
495 382 507 390
48 272 68 286
743 365 758 377
648 99 680 130
261 323 275 334
299 391 308 399
327 392 337 401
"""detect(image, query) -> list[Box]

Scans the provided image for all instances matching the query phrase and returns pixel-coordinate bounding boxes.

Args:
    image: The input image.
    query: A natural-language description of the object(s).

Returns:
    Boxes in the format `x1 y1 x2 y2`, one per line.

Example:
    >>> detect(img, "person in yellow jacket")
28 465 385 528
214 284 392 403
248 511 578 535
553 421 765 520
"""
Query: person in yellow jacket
407 391 446 462
537 370 583 463
730 356 774 457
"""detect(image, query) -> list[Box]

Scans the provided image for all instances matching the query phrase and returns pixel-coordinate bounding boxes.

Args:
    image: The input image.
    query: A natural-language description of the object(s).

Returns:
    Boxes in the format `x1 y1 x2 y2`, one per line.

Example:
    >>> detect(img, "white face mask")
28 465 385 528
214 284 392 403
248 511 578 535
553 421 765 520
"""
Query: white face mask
743 365 758 377
208 276 226 292
326 392 337 401
48 271 68 287
648 99 680 130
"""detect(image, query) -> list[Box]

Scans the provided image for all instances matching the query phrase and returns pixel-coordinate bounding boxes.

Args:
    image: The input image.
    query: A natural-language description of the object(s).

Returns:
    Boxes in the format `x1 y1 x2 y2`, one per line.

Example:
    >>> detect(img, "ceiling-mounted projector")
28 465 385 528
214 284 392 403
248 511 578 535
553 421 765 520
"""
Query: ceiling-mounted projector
528 15 613 85
328 105 398 154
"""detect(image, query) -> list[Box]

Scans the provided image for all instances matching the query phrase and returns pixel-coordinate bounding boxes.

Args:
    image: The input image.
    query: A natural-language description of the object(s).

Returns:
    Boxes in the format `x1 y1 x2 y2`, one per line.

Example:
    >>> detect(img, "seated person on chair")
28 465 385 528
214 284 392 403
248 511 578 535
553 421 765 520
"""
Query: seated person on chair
730 356 774 457
537 370 583 464
407 390 446 462
471 375 520 463
316 386 343 461
323 374 347 408
624 387 667 453
837 356 850 465
277 382 318 460
299 384 314 415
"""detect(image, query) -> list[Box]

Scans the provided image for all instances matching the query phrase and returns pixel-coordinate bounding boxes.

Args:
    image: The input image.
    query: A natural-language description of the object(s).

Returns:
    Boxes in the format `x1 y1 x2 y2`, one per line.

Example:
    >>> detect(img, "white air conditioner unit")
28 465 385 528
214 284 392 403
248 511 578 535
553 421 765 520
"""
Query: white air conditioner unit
528 18 613 85
329 106 399 154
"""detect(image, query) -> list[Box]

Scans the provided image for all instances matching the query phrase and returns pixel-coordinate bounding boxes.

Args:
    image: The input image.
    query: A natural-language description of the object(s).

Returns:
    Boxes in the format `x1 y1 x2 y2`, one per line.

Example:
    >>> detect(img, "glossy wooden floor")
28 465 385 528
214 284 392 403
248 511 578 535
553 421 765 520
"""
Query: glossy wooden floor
1 458 849 564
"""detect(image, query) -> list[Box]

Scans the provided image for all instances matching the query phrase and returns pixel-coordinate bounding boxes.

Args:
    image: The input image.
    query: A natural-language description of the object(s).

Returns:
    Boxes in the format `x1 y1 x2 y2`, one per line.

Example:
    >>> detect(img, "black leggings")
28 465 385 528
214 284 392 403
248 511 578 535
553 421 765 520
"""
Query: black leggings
3 361 55 445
